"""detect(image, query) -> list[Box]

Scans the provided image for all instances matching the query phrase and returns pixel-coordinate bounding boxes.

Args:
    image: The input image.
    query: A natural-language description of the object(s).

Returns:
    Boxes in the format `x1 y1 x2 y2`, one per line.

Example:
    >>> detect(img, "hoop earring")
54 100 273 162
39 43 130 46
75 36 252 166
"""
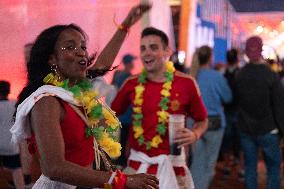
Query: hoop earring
51 64 61 80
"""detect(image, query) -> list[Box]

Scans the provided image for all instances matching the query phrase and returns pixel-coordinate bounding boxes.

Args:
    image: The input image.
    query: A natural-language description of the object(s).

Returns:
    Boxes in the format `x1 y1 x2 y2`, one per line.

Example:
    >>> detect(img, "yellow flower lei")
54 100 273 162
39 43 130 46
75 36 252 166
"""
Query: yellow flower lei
43 73 122 158
132 61 175 150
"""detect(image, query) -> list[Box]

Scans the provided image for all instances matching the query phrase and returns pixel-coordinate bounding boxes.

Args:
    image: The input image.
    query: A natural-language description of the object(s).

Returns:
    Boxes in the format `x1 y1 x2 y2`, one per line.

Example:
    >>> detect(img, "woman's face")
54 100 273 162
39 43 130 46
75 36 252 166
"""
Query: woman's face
49 28 89 82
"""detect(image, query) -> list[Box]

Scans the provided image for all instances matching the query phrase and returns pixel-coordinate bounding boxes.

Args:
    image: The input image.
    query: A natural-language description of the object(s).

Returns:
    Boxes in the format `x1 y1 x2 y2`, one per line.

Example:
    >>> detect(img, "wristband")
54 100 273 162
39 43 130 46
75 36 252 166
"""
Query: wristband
117 24 129 33
112 170 127 189
113 14 130 34
104 171 117 189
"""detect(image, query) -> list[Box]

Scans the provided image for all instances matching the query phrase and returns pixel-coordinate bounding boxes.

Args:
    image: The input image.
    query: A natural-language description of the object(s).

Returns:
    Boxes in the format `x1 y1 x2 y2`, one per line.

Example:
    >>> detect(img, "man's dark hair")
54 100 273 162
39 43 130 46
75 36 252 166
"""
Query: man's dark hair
141 27 169 48
226 48 239 65
0 80 10 98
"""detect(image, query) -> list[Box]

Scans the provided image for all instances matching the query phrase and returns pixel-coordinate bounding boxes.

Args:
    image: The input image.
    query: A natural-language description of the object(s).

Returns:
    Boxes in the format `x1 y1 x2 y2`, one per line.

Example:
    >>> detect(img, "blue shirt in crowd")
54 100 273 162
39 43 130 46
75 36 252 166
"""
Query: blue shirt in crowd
197 68 232 128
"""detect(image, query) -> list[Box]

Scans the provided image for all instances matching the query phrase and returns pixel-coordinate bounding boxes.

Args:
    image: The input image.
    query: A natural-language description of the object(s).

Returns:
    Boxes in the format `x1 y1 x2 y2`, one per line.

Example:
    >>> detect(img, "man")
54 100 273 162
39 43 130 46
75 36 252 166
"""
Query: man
111 27 208 189
0 81 25 189
111 54 137 167
189 46 232 189
235 36 284 189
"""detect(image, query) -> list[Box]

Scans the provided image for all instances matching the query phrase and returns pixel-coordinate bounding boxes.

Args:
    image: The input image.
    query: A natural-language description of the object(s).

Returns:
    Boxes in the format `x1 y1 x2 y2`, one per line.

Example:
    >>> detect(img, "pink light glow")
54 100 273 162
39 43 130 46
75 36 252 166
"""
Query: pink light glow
0 0 142 99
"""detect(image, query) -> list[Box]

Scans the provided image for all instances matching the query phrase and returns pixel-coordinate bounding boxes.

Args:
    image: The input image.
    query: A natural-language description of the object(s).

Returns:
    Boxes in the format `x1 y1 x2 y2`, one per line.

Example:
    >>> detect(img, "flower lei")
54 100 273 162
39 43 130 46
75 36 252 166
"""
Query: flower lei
43 73 121 158
132 61 175 150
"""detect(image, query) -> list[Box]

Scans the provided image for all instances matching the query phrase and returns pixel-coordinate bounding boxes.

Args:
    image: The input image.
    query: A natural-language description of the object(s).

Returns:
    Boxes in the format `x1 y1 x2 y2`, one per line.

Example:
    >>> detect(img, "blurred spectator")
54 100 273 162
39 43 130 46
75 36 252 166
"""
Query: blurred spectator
189 46 232 189
221 48 244 179
0 81 25 189
235 36 284 189
111 54 136 168
112 53 136 89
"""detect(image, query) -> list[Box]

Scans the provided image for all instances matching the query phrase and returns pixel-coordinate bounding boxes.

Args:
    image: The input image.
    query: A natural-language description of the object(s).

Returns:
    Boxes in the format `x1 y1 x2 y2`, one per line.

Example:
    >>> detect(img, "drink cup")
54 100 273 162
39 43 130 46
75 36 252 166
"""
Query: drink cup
168 114 185 155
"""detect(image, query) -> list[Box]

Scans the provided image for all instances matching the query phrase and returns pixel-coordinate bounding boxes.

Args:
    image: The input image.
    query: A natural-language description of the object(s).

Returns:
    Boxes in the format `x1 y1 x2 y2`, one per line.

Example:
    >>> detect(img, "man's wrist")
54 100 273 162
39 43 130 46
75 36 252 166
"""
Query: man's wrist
192 130 200 141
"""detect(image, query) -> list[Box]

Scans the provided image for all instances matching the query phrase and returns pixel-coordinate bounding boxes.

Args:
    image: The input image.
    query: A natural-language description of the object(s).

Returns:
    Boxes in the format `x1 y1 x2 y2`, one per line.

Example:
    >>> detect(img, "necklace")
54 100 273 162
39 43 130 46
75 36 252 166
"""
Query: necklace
132 61 175 150
43 73 121 158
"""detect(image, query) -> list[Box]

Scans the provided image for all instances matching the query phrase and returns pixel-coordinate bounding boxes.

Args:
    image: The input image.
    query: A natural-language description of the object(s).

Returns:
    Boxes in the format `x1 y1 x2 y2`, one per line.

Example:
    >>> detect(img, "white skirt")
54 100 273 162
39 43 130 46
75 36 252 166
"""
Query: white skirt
32 174 76 189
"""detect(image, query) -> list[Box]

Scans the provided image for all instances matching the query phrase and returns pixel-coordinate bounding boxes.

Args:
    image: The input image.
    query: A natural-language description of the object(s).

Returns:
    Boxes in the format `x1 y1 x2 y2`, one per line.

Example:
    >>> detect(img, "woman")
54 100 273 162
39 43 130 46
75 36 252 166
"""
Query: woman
11 4 159 189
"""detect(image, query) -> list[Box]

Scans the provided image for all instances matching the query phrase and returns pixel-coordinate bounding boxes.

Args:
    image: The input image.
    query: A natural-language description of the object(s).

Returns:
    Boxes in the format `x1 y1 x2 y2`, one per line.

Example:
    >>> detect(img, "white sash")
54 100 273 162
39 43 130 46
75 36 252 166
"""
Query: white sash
10 85 79 145
128 149 194 189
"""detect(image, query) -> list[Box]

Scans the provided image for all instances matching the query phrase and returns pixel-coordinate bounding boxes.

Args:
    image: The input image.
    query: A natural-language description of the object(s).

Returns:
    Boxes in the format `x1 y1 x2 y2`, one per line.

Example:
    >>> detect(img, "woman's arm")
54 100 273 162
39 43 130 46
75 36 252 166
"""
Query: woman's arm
89 3 151 71
31 96 158 188
31 96 109 187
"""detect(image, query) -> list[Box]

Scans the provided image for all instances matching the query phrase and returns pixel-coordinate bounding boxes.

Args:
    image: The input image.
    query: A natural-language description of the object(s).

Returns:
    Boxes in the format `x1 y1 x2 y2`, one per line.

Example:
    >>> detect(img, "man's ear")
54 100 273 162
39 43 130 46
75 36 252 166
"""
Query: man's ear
164 46 173 58
167 47 173 57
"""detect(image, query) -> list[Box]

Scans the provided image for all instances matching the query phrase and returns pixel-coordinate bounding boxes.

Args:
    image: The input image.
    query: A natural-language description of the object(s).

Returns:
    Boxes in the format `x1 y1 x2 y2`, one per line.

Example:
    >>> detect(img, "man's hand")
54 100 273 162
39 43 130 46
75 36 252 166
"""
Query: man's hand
174 128 197 148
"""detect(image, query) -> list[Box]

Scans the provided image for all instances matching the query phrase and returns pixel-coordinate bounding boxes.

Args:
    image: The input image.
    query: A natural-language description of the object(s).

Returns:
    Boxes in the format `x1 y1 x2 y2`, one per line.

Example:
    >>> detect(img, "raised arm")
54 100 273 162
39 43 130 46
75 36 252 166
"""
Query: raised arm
90 3 151 71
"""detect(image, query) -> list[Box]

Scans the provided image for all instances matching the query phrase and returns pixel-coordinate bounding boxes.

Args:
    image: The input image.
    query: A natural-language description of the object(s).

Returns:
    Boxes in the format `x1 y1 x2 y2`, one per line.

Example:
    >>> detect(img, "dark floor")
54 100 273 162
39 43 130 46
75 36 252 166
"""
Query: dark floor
209 161 284 189
1 161 283 189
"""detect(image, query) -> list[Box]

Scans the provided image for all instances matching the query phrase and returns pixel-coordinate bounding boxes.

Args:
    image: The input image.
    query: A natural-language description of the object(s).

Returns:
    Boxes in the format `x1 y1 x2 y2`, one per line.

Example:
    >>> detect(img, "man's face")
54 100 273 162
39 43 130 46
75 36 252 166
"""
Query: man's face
140 35 169 73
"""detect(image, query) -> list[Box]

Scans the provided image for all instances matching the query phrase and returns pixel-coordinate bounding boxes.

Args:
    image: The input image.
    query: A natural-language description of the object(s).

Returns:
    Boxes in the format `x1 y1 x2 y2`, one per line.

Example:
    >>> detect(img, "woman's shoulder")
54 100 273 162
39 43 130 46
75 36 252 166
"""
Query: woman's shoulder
32 96 62 113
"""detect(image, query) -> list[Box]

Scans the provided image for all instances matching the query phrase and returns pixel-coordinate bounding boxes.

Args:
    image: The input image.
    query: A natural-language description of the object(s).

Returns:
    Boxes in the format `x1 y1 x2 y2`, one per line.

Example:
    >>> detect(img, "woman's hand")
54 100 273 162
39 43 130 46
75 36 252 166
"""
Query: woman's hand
174 128 198 148
122 3 152 28
126 173 159 189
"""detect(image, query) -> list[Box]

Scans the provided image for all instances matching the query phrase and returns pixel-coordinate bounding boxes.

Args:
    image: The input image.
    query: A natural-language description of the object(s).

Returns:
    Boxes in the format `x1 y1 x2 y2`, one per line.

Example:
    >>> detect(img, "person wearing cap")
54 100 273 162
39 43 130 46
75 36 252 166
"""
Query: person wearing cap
235 36 284 189
112 54 136 89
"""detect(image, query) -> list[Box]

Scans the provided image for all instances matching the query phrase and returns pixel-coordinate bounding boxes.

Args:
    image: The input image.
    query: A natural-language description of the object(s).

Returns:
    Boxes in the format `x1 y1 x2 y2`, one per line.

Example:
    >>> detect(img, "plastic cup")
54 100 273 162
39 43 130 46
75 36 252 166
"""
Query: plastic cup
168 114 185 155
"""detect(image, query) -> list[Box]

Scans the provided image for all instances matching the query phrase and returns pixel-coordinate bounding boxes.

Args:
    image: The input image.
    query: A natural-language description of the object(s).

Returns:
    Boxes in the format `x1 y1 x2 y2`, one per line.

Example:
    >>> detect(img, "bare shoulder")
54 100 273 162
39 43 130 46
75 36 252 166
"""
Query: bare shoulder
31 96 62 119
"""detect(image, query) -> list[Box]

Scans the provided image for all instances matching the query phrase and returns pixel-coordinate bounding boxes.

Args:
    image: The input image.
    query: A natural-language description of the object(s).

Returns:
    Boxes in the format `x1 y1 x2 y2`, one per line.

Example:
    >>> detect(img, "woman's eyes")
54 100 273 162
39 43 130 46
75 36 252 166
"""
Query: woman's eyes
63 45 87 51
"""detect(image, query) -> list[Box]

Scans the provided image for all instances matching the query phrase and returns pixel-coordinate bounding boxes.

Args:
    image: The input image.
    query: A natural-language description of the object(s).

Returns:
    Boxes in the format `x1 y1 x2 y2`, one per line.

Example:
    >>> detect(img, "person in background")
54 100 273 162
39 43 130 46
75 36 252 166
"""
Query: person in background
235 36 284 189
10 4 159 189
0 81 25 189
112 27 208 189
112 54 136 89
221 48 244 179
189 45 232 189
11 43 37 188
111 54 137 168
